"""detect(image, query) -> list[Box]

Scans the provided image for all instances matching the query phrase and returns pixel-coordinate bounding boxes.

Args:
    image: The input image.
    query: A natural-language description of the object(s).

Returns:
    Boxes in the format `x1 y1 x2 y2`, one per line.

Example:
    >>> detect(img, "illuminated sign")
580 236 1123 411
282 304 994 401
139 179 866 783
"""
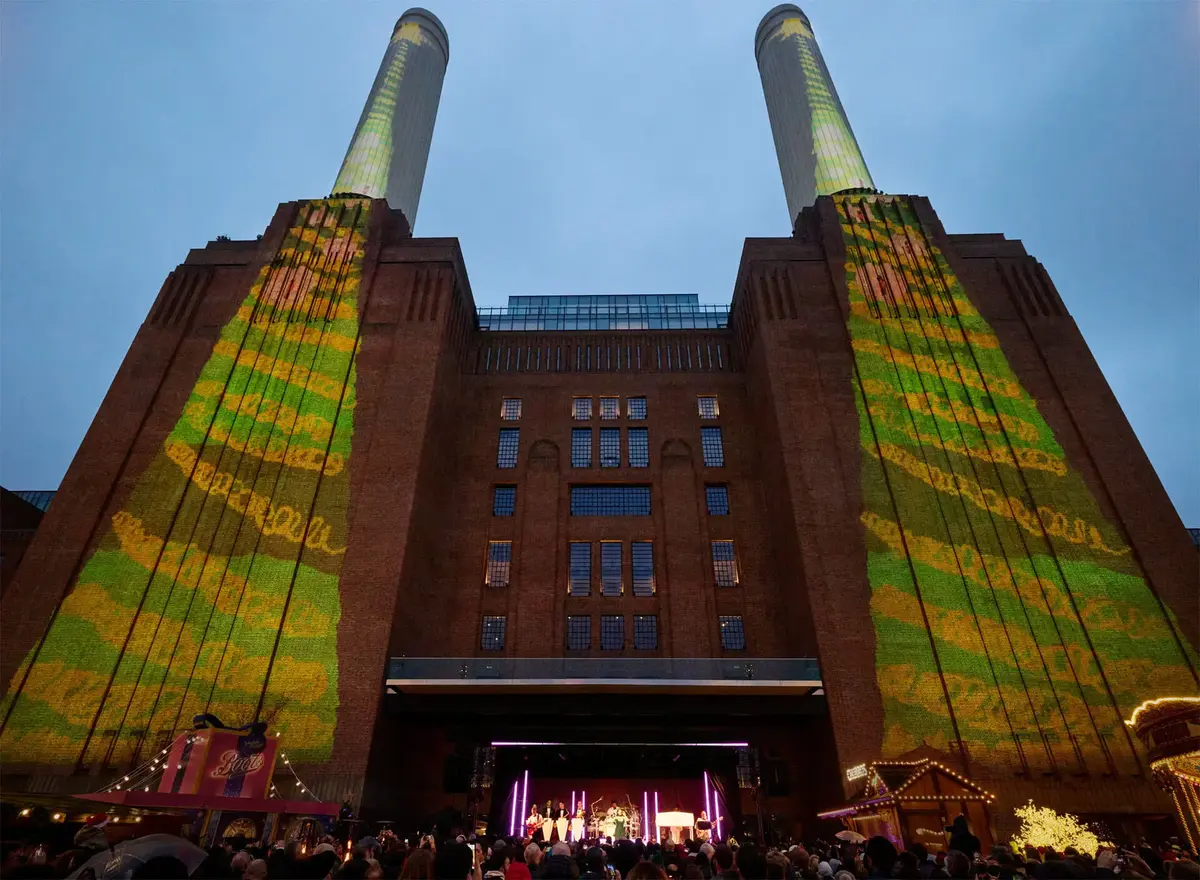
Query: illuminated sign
846 763 868 781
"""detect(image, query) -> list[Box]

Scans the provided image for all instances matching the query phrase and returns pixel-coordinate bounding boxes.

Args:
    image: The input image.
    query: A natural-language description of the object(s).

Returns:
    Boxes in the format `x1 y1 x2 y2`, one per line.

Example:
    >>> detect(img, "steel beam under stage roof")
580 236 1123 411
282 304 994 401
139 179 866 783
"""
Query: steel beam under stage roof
384 657 822 695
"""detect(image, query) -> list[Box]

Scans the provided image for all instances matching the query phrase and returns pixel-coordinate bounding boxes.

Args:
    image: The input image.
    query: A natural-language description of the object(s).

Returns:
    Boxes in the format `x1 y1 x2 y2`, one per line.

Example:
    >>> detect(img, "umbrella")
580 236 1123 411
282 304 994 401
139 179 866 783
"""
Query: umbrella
68 834 207 879
835 830 866 844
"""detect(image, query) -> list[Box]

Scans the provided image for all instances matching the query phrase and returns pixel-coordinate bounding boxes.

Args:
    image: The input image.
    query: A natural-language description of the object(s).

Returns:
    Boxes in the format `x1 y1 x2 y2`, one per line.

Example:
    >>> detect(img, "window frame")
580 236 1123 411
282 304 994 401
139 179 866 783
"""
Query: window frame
599 427 622 468
481 616 507 651
711 539 739 588
705 484 729 516
485 541 512 588
569 485 652 517
572 397 593 420
633 615 658 650
631 541 655 597
569 542 592 597
500 398 522 421
627 397 647 420
697 396 720 419
599 397 620 420
493 485 517 517
566 615 591 650
701 426 725 468
628 428 649 468
600 541 623 597
719 615 746 651
600 615 625 651
571 428 593 468
496 428 520 469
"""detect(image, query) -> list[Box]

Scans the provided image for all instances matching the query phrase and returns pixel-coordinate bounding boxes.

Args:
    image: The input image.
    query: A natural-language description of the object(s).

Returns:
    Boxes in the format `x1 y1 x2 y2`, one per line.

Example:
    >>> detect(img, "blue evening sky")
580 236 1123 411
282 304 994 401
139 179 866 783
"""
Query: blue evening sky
1 2 1197 523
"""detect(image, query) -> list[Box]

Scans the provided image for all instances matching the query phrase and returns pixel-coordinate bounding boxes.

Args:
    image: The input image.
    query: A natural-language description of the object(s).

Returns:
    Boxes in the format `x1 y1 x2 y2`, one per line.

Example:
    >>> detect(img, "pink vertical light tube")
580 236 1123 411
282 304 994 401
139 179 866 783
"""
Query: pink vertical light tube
653 791 660 841
510 780 519 835
703 771 712 826
714 788 722 841
642 791 648 841
522 769 529 829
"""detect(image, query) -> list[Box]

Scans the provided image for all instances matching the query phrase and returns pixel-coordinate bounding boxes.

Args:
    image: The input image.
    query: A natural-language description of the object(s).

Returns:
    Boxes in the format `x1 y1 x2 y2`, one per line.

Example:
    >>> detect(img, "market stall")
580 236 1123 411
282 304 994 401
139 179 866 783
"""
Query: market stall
818 757 995 852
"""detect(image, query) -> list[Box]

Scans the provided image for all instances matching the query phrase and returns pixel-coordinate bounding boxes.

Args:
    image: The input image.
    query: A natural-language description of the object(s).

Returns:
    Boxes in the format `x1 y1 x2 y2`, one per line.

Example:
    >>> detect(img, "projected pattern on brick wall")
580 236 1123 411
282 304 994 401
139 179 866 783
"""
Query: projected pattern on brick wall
0 199 369 767
840 194 1199 772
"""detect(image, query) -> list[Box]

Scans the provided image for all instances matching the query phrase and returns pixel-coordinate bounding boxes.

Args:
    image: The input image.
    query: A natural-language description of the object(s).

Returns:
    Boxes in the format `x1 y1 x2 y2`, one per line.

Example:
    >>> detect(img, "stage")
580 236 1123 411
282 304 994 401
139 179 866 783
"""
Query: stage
489 741 738 840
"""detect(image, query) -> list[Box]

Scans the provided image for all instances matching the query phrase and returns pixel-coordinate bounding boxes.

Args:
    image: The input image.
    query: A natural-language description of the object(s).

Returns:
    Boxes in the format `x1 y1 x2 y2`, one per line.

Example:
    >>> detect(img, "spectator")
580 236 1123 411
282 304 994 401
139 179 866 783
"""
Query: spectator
864 837 898 880
541 842 575 879
944 850 971 880
244 858 270 880
948 816 981 860
401 848 436 879
628 863 668 880
713 845 738 880
581 846 607 880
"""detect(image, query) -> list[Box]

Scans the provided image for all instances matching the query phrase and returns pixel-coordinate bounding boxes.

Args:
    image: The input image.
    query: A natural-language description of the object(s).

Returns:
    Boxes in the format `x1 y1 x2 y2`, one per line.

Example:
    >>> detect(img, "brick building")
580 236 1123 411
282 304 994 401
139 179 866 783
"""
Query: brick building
1 4 1196 843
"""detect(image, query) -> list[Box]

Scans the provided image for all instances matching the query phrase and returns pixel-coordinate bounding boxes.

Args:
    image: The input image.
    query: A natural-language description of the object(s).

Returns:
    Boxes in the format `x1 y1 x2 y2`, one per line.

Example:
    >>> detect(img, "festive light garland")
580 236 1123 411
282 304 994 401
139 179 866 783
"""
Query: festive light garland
1009 800 1113 856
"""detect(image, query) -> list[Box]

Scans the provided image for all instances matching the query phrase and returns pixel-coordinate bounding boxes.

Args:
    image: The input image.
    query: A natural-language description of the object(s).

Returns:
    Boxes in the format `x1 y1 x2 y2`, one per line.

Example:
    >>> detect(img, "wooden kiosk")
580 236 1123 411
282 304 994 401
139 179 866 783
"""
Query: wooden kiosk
818 757 995 852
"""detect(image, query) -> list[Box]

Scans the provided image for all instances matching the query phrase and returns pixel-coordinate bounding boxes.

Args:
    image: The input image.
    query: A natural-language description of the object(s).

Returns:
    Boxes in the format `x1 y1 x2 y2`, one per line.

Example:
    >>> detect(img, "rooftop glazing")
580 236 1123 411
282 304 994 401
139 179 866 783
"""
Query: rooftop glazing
477 294 729 331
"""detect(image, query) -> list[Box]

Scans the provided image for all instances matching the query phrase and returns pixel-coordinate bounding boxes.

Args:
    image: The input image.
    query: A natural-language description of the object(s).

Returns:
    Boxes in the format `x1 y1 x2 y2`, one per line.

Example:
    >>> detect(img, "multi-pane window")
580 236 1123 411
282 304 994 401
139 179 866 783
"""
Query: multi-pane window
719 616 746 651
633 615 658 650
500 398 522 421
600 428 621 468
570 486 652 516
567 616 591 650
627 397 647 420
573 397 593 420
701 427 725 467
698 396 720 419
600 397 620 420
481 616 507 651
705 485 729 516
572 428 592 468
486 541 512 587
631 542 655 597
497 429 520 469
601 615 624 651
628 428 649 468
712 540 738 587
569 542 592 597
601 542 623 597
493 486 516 517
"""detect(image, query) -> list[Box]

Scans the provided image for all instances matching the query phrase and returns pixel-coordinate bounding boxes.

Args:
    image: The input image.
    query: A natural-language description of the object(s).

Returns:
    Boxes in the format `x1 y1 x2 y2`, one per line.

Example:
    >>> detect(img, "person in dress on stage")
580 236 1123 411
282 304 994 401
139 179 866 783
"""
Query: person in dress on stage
526 804 542 841
694 810 712 842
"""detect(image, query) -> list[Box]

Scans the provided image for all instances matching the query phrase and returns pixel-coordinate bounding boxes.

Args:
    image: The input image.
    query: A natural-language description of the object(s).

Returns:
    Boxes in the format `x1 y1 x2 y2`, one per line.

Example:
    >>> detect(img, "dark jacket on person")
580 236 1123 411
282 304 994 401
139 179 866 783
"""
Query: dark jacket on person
540 853 577 879
948 817 981 860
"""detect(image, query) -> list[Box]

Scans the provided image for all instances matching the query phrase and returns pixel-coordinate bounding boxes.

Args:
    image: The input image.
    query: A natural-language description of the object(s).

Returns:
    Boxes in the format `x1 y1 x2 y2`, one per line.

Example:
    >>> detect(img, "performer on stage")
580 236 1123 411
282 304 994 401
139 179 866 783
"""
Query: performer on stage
571 800 586 842
554 800 568 843
606 800 626 841
694 810 712 842
526 804 542 841
541 800 554 843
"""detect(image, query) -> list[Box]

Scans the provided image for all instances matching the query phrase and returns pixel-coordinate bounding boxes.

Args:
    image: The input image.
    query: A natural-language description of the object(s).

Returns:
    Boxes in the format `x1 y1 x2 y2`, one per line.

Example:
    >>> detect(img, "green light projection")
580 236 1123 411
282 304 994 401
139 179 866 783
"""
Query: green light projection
772 16 874 198
332 21 427 200
0 199 370 767
840 194 1198 770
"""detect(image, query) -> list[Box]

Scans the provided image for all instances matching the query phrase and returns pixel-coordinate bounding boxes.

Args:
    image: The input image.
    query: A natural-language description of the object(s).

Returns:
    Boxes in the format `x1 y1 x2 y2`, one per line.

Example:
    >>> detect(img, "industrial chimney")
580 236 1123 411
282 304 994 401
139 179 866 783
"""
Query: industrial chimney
755 4 874 228
332 7 449 228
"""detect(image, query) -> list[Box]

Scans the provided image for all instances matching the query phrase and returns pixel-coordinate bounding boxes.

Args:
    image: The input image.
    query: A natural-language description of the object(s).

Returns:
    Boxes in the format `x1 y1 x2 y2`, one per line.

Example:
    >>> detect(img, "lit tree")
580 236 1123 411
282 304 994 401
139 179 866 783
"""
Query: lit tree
1010 801 1113 857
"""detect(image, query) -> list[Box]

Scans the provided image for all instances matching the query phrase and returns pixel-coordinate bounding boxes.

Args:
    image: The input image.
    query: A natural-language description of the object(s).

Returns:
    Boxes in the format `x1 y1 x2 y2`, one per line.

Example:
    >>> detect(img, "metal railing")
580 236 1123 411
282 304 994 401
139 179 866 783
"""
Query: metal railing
477 304 730 332
385 657 820 683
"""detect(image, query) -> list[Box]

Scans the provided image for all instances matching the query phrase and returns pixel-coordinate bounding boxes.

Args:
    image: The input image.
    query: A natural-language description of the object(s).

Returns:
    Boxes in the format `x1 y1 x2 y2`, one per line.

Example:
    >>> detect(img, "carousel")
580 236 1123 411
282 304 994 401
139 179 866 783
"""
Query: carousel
1126 696 1200 850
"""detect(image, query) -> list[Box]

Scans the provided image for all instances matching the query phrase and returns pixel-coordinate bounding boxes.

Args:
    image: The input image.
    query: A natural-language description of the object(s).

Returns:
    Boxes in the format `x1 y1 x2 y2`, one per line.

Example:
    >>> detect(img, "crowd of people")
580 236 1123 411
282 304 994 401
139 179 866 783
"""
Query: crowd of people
3 816 1200 880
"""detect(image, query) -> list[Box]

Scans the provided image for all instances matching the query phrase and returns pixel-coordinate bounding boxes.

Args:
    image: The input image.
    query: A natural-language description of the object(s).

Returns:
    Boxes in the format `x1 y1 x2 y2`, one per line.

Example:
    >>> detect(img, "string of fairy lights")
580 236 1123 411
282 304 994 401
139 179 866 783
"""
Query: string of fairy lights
270 742 319 801
98 733 201 795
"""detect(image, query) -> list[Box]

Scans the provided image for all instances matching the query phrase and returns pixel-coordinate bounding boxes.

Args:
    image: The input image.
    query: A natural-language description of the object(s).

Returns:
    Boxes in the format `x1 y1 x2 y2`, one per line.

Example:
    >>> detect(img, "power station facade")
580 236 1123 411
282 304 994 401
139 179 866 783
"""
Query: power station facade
2 4 1196 841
